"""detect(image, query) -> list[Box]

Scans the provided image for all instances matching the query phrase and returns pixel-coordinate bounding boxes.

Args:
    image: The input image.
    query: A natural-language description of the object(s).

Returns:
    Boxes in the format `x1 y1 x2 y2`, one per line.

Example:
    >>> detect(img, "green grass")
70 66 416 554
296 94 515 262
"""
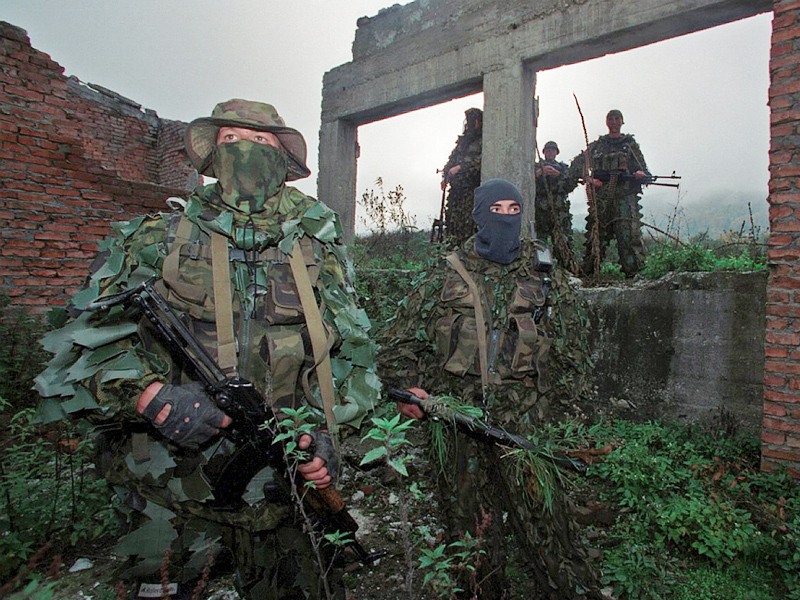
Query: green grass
578 419 800 600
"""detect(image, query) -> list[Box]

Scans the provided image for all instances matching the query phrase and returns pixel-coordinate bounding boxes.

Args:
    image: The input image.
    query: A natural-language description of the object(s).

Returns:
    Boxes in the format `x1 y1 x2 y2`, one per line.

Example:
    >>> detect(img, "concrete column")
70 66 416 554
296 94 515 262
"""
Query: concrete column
481 62 537 238
318 119 358 240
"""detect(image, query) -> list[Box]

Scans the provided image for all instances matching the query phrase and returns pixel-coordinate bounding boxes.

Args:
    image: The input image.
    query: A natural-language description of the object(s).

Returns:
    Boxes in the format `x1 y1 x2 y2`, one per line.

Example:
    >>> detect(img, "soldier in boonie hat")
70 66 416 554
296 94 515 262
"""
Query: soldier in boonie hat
185 99 311 181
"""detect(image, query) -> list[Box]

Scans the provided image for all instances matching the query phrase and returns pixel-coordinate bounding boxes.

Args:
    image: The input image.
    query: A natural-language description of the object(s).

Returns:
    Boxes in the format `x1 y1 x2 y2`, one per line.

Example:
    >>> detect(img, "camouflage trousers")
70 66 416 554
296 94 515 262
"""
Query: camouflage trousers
582 190 646 277
435 432 600 599
534 193 575 269
99 431 344 600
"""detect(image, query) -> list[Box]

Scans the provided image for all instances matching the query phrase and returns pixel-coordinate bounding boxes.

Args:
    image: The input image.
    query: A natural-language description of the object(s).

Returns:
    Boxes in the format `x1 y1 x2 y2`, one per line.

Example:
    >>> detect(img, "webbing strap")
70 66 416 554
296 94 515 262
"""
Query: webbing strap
288 240 338 436
210 232 238 376
445 253 489 396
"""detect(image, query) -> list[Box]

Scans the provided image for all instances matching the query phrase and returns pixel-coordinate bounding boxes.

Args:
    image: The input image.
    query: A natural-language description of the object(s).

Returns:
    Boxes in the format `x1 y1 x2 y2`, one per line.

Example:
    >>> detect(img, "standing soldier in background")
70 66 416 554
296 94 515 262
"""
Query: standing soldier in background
534 140 576 271
34 99 380 600
565 109 650 277
441 108 483 247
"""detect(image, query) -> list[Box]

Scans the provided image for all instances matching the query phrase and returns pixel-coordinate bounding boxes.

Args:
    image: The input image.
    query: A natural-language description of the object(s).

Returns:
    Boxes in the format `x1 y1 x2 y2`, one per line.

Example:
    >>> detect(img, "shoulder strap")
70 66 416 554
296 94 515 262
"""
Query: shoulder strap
445 253 489 396
210 232 237 376
289 240 338 437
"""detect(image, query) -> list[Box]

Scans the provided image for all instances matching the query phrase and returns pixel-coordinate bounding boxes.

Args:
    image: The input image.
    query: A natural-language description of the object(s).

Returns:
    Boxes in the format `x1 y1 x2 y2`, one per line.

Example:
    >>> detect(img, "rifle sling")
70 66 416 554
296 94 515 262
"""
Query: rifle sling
445 253 489 397
289 240 338 437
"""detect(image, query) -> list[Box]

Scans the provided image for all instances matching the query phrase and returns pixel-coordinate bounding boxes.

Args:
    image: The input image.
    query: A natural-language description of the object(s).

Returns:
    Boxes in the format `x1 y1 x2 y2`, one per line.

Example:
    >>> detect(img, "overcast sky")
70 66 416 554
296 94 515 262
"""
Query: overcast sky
3 1 773 234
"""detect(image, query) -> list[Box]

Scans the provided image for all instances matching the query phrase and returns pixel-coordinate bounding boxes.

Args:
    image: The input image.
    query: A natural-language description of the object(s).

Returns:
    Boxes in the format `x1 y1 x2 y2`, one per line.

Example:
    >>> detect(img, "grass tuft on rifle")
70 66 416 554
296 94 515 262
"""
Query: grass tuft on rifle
424 394 560 512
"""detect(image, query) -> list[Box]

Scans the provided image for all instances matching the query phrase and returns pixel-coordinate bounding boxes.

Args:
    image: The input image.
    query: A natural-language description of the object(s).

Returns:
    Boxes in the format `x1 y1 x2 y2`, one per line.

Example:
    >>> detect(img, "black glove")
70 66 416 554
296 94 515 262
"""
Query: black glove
141 382 226 450
311 431 339 486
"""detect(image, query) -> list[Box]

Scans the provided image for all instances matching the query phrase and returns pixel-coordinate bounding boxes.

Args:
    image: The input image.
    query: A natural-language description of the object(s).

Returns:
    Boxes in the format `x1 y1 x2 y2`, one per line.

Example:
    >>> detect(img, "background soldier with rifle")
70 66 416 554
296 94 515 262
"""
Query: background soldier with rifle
380 179 600 599
35 99 381 599
440 107 483 246
565 108 655 277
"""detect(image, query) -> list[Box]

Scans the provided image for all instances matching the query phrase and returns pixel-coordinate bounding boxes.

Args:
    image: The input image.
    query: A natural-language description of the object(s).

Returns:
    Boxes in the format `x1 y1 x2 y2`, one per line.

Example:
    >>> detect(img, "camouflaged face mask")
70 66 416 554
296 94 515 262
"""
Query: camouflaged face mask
212 141 289 215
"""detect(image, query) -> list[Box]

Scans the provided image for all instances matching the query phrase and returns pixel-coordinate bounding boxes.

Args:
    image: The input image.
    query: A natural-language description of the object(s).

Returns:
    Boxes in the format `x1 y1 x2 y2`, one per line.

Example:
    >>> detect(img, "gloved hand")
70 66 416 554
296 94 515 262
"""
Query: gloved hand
141 382 226 450
297 431 339 488
312 431 339 486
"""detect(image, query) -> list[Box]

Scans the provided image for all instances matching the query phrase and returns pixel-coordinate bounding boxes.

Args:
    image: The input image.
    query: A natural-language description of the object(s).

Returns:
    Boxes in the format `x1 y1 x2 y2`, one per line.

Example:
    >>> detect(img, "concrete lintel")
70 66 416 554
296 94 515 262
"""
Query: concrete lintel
322 0 771 122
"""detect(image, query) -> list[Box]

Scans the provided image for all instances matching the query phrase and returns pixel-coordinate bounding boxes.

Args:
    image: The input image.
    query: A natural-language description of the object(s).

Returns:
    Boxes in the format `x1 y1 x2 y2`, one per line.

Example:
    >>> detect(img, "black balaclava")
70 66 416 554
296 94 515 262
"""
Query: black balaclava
472 178 523 264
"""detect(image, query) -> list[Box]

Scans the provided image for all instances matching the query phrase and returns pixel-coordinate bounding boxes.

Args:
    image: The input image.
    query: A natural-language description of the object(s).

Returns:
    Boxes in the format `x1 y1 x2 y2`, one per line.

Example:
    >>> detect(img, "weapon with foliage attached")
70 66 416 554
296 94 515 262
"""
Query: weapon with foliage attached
88 279 383 565
591 170 681 189
388 388 588 474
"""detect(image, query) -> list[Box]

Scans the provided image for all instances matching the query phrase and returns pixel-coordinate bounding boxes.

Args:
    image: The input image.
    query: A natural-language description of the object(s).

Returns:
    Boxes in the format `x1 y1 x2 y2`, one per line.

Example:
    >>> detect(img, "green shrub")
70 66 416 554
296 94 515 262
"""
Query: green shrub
587 419 800 599
0 295 48 411
640 241 766 279
0 400 119 583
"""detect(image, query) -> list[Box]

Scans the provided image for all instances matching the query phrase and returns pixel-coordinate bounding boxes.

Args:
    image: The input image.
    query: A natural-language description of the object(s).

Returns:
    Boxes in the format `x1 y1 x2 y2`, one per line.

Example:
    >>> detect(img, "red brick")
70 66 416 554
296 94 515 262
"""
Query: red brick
765 414 800 432
762 446 800 463
764 402 788 417
763 430 786 445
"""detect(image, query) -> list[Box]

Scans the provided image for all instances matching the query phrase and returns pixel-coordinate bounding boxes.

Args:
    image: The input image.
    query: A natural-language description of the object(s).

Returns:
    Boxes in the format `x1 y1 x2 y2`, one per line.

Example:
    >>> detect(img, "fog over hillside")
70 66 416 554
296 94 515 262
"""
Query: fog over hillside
568 187 768 240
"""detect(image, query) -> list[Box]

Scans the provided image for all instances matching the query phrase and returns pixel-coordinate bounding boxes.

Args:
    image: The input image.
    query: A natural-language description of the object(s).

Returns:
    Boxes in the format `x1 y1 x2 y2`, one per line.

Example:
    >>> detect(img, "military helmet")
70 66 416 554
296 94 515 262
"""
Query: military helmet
543 140 559 153
606 109 624 121
185 99 311 180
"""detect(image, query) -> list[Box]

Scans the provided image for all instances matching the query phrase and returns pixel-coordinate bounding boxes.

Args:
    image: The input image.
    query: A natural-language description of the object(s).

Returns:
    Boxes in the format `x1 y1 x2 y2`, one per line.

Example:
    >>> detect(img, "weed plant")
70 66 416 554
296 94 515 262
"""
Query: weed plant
0 399 119 586
582 419 800 599
0 295 48 411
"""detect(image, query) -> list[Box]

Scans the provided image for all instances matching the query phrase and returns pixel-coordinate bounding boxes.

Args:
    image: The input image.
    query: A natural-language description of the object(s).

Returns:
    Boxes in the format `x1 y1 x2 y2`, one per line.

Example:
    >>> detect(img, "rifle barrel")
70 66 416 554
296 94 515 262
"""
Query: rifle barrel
388 388 587 474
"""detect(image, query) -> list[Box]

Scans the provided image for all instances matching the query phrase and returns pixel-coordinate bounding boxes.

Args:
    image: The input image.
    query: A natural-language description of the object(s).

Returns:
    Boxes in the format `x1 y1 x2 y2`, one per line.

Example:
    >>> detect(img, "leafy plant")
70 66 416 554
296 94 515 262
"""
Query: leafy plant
584 419 800 599
0 400 119 586
418 532 485 599
360 413 417 598
271 406 349 599
0 295 49 411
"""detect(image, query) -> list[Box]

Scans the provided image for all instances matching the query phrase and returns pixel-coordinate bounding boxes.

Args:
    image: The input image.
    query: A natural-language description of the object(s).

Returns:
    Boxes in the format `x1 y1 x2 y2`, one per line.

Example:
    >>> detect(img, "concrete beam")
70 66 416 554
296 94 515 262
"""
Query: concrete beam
322 0 770 122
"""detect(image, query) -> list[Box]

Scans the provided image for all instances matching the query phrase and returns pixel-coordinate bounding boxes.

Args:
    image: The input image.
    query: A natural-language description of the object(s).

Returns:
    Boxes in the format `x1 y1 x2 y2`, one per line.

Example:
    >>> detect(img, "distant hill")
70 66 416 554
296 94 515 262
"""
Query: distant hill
571 189 768 239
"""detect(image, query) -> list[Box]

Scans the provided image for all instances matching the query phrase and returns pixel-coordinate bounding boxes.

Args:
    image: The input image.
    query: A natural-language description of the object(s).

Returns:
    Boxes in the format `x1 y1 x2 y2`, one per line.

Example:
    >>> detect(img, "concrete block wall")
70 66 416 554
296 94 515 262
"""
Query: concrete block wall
763 0 800 476
0 22 193 314
582 272 767 437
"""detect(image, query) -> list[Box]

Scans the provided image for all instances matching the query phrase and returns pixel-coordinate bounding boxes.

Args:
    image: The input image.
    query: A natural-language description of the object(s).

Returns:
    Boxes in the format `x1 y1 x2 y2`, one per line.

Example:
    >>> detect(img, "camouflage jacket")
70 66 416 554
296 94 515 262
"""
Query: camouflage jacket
35 182 380 514
443 133 482 183
380 237 591 429
565 134 649 196
534 159 569 201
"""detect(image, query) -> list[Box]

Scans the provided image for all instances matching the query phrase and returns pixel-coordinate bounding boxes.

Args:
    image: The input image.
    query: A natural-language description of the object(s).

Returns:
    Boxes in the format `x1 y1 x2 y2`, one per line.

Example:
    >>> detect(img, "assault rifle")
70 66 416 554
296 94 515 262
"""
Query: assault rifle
388 388 588 474
591 170 681 189
88 279 382 565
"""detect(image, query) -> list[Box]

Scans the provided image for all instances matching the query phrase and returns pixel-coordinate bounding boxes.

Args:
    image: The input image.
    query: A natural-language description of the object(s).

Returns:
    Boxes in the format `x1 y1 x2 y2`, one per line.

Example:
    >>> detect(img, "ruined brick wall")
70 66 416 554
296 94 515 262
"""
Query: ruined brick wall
763 0 800 476
0 22 194 314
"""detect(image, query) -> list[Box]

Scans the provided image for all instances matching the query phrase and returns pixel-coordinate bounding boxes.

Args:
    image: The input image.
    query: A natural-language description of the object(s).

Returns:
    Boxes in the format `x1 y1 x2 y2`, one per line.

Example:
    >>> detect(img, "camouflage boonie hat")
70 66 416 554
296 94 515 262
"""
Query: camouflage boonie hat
185 99 311 181
606 109 624 121
543 140 559 153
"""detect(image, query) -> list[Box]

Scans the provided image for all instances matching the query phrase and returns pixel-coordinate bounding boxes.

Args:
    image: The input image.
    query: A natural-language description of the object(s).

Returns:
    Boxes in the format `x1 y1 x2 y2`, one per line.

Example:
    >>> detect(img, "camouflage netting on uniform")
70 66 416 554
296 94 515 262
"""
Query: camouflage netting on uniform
33 180 380 590
376 236 600 598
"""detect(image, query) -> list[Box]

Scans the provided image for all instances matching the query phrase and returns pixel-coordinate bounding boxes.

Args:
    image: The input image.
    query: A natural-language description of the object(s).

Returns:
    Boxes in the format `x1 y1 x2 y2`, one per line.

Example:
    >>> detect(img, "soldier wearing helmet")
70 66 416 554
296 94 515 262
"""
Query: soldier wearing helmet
35 99 380 599
534 140 575 271
565 109 650 277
